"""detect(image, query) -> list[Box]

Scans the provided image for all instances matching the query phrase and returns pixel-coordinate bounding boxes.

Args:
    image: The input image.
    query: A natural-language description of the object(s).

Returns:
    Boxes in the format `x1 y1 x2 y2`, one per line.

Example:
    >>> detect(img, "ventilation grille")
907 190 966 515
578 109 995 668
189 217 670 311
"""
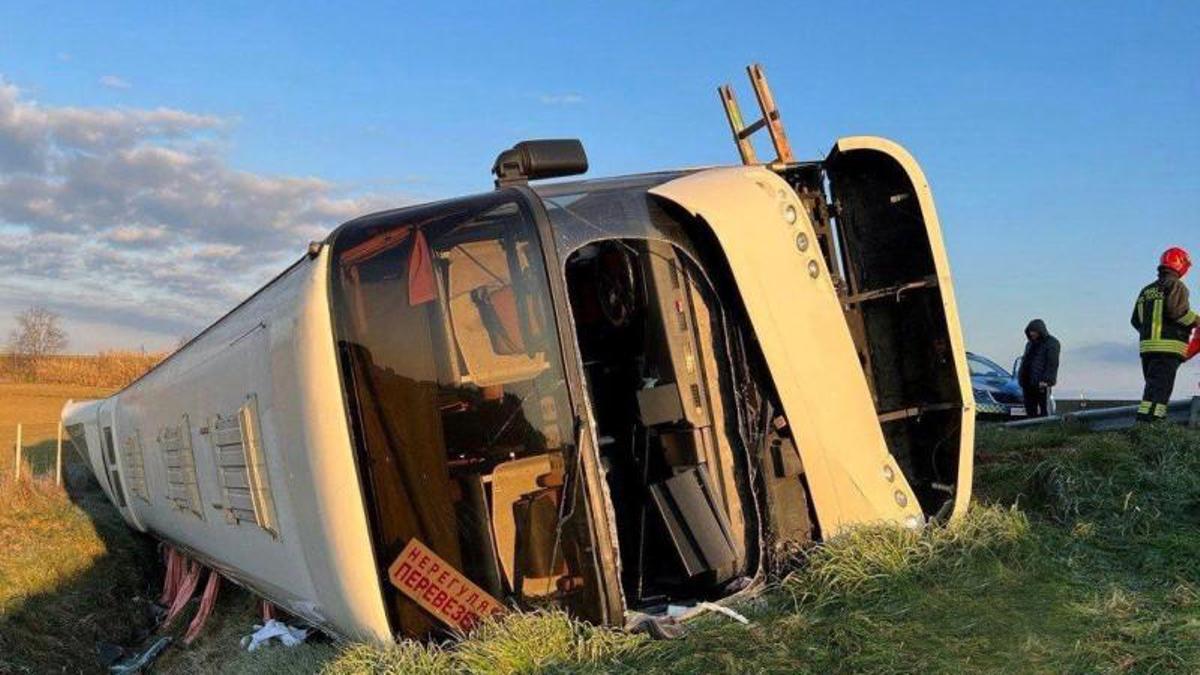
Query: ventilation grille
121 431 149 502
158 416 203 518
210 394 277 536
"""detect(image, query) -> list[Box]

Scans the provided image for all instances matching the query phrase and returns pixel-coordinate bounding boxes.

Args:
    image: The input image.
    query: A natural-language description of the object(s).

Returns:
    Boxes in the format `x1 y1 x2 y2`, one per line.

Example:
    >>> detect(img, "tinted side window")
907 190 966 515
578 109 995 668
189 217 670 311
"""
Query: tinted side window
64 423 89 459
101 426 126 508
102 426 117 464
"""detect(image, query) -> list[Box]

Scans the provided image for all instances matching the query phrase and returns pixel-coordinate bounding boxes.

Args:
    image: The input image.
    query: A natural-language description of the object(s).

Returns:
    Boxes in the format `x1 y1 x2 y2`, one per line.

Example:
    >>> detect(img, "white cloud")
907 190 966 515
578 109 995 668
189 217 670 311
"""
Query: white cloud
98 75 132 90
0 77 407 343
104 224 166 244
538 93 585 105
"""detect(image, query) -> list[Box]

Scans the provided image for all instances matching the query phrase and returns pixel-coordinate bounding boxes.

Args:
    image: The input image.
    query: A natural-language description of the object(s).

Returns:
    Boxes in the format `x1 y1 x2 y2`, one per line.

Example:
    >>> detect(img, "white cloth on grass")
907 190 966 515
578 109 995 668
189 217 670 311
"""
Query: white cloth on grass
241 619 309 651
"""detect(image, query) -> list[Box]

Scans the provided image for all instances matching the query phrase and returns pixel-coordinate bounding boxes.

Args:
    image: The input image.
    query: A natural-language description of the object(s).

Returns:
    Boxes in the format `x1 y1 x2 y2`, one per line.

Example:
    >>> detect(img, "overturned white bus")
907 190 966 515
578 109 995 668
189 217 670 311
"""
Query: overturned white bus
62 129 973 642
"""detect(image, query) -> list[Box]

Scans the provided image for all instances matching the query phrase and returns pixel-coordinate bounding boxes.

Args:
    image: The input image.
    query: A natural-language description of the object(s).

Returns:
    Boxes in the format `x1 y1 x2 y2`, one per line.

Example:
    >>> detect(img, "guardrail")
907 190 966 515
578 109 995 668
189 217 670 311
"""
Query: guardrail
1004 396 1200 432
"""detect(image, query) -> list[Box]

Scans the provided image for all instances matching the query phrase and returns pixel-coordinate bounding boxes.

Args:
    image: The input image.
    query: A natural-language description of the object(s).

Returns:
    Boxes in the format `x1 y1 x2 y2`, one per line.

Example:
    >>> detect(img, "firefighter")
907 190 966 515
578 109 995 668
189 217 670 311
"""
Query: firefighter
1131 247 1199 422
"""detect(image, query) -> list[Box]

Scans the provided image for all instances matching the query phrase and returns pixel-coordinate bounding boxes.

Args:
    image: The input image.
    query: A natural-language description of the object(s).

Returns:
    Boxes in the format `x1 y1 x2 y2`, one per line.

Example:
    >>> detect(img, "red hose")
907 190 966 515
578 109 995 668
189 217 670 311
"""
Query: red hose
183 570 221 645
161 559 202 629
158 547 182 606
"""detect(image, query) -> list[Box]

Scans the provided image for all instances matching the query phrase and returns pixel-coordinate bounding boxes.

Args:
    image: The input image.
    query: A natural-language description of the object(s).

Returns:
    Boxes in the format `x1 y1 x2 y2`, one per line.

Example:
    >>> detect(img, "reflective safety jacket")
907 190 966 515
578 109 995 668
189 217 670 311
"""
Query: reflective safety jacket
1132 270 1199 357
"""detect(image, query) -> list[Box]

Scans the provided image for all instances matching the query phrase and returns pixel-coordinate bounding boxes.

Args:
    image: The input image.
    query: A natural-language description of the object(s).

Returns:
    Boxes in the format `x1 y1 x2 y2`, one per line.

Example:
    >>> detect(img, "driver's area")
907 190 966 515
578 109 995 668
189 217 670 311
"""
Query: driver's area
564 237 757 611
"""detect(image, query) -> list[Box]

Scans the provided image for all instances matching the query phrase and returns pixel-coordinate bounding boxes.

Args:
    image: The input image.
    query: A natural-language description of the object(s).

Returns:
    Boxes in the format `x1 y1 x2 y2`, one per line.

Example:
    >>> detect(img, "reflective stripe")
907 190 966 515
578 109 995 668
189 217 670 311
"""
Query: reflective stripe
1183 309 1199 325
1138 401 1153 414
1140 339 1189 356
1151 296 1164 340
1153 403 1168 418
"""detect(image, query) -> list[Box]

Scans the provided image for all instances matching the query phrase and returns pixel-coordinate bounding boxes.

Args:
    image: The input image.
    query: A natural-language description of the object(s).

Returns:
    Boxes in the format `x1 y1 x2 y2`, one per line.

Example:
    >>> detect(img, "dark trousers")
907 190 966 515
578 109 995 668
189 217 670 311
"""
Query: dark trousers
1022 386 1050 418
1138 353 1183 421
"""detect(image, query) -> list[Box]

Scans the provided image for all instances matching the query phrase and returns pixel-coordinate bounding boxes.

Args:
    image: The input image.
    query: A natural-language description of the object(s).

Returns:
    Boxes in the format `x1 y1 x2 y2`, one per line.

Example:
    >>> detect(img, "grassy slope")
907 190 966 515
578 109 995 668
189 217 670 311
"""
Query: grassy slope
0 478 157 673
0 382 152 674
3 419 1198 673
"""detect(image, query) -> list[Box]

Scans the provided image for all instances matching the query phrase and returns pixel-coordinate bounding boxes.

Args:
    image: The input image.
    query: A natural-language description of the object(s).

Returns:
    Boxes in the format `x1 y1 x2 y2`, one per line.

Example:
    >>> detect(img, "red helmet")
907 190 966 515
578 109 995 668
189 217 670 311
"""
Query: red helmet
1161 247 1192 277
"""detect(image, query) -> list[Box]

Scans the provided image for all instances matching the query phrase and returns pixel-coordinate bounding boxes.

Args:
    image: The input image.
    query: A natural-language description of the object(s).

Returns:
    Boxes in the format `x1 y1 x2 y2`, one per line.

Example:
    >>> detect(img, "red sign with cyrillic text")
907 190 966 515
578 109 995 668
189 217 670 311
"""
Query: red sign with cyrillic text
387 538 506 632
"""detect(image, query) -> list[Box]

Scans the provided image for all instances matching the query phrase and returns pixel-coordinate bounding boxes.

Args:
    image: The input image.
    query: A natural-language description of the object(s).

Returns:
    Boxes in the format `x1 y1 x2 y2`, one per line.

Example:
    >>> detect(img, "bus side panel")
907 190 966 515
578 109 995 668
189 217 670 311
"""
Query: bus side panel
60 254 391 643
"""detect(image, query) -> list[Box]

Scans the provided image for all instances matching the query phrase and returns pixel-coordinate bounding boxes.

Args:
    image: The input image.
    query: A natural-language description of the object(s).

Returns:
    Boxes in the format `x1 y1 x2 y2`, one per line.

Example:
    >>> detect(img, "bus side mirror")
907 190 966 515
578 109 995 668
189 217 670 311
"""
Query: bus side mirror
493 139 588 187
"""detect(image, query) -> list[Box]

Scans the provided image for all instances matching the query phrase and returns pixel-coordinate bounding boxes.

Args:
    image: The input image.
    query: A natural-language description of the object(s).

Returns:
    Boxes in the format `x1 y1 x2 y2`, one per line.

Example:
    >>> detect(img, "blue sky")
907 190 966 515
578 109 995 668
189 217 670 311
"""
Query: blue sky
1 2 1197 397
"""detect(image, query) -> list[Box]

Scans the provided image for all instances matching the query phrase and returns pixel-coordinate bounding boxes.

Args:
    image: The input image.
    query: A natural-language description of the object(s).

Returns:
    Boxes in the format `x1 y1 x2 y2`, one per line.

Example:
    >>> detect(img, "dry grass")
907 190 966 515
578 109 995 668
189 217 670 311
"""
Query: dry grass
1 351 165 388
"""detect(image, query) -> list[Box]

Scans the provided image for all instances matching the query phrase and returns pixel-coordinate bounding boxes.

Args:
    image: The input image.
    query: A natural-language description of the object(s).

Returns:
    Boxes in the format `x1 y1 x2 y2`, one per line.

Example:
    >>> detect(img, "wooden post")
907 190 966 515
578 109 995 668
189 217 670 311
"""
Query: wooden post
56 421 64 485
14 423 22 481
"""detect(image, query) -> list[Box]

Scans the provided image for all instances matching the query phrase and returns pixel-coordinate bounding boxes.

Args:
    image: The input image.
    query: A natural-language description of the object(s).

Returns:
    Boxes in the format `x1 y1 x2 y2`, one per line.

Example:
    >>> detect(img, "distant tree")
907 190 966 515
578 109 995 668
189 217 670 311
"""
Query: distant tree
7 306 68 359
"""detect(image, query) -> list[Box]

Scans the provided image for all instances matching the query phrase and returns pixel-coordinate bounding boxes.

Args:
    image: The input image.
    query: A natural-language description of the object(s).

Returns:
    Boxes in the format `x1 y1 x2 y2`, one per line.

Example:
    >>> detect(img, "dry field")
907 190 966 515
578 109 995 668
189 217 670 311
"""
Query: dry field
1 351 164 388
0 382 116 480
0 351 160 479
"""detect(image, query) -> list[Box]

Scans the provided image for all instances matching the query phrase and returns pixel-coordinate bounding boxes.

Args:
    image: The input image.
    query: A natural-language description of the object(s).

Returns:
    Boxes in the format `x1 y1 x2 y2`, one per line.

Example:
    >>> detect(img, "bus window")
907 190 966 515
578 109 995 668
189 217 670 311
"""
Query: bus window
101 425 127 508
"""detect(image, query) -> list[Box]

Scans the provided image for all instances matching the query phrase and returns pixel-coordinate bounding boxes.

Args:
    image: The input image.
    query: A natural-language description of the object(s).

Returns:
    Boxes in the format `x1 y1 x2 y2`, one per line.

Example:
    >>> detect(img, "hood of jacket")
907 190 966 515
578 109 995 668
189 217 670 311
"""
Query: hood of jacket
1025 319 1049 339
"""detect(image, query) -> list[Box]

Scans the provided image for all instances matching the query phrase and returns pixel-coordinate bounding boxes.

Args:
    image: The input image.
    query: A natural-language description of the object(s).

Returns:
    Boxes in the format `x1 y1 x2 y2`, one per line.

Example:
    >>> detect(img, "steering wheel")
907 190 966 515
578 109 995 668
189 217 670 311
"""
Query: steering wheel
595 244 639 328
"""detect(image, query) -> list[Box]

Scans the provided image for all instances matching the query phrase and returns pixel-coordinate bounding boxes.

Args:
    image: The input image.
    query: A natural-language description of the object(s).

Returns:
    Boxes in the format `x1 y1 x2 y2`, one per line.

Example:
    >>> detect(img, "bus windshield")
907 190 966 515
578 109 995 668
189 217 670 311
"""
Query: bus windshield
329 191 604 638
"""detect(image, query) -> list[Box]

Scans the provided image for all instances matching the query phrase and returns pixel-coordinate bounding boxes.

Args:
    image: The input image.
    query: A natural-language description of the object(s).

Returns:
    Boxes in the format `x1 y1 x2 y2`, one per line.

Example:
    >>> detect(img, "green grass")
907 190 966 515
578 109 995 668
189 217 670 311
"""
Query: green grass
3 423 1199 673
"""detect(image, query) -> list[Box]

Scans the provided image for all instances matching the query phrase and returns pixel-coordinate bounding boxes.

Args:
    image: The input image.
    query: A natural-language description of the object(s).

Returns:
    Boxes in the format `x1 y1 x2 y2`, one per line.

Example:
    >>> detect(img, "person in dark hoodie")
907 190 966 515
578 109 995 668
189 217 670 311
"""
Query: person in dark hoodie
1018 319 1060 418
1131 247 1198 422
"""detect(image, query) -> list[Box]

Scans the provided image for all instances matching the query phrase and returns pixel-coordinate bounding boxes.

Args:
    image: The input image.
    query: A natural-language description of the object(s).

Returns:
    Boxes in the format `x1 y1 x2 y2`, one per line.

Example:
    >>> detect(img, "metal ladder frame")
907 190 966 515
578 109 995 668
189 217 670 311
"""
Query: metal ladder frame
718 63 795 165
